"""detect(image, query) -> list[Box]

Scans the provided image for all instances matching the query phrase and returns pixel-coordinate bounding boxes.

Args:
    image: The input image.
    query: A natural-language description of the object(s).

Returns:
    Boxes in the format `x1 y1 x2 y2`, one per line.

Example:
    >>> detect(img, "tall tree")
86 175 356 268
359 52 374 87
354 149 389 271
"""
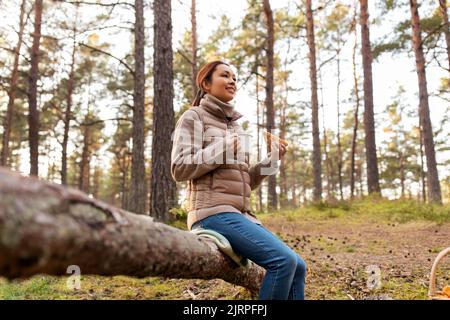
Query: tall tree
263 0 277 210
129 0 147 214
306 0 322 202
151 0 177 221
28 0 43 176
409 0 442 203
1 0 27 167
359 0 381 194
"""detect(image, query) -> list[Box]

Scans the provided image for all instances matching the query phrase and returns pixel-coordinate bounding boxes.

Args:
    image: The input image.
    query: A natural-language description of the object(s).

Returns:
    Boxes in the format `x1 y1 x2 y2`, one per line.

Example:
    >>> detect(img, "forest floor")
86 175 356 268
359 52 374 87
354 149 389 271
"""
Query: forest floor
1 197 449 300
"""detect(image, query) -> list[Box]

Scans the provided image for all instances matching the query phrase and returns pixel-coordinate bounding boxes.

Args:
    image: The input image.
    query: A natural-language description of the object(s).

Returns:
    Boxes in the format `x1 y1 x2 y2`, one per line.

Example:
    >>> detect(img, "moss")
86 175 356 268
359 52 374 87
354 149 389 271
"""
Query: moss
380 279 428 300
0 275 64 300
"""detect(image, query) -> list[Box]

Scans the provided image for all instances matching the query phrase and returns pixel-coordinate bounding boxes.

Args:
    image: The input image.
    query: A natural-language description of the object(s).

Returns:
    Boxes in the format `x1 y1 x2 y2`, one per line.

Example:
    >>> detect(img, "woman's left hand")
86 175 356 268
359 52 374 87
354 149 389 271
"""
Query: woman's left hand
278 143 287 159
270 143 287 161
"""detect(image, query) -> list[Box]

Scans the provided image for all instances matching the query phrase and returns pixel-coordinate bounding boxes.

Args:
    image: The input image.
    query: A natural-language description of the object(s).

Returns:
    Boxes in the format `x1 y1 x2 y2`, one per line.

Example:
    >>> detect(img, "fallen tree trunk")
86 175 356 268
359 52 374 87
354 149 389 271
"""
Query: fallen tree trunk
0 168 265 294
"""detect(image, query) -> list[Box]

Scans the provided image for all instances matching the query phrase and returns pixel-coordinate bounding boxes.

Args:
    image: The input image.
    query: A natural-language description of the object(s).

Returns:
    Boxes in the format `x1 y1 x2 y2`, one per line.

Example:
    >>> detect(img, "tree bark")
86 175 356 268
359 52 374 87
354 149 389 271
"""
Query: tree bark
410 0 442 204
28 0 43 177
439 0 450 71
1 0 26 167
129 0 147 214
0 168 264 294
306 0 323 202
151 0 177 221
359 0 381 194
263 0 277 211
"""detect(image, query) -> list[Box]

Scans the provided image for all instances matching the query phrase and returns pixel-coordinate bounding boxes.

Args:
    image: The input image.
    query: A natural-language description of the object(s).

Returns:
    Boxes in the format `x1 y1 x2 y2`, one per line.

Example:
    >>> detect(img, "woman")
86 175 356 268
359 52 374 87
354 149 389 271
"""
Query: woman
171 60 307 300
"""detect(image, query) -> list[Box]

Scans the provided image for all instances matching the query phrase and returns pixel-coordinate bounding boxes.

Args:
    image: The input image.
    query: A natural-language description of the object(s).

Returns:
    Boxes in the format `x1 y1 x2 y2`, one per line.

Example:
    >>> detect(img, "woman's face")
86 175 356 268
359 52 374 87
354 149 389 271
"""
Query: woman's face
203 64 237 103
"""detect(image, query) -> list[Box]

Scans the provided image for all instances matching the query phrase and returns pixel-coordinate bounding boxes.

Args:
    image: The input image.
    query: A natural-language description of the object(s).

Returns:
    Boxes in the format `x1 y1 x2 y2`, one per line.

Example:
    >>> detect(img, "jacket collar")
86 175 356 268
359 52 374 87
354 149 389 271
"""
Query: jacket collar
199 93 243 121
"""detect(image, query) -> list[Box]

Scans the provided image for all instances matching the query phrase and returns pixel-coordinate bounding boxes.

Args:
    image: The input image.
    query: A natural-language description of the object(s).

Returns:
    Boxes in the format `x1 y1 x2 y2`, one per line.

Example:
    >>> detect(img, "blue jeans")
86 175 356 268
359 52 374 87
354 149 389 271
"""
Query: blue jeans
191 212 307 300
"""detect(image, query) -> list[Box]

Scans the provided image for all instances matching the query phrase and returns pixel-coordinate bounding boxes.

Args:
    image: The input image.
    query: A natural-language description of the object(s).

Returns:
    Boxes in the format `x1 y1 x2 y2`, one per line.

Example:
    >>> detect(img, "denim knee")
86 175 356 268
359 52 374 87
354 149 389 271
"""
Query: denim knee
296 257 307 275
272 250 298 271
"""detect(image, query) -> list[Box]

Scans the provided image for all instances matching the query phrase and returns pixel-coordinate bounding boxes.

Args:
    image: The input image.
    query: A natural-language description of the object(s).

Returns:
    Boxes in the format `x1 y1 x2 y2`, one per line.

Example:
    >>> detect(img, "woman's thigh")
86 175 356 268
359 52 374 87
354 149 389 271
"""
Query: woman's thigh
195 212 296 268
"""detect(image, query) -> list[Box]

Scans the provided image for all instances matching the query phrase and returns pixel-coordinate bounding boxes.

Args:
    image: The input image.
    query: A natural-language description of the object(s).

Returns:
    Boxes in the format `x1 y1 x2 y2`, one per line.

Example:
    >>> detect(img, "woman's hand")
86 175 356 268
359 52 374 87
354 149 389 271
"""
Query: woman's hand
278 143 287 159
267 142 288 163
273 142 287 160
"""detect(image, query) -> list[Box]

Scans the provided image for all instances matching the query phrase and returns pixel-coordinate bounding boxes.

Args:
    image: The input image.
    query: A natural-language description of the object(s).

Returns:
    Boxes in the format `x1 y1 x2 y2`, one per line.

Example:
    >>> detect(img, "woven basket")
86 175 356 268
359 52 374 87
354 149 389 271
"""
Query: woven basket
428 246 450 300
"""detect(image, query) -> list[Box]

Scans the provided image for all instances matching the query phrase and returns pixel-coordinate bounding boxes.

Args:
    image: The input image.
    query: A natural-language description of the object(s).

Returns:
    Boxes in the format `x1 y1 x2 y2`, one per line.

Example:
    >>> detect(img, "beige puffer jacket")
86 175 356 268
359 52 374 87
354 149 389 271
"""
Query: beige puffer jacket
171 94 278 230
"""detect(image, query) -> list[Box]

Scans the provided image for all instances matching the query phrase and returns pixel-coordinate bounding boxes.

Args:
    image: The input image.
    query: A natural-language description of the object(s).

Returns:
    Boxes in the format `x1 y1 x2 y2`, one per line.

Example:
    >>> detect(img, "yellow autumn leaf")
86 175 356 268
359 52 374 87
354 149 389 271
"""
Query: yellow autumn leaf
442 285 450 298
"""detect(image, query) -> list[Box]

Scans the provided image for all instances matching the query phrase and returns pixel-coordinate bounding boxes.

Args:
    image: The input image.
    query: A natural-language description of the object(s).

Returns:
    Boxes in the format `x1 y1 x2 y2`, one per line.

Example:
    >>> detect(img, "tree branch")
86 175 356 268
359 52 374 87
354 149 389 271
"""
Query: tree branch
176 49 194 66
80 117 132 126
55 0 134 9
78 42 135 76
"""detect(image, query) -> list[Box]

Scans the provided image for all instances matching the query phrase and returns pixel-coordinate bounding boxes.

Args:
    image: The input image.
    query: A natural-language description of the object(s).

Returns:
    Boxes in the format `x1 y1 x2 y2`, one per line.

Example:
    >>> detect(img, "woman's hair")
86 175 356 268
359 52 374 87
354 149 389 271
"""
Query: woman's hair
192 60 230 106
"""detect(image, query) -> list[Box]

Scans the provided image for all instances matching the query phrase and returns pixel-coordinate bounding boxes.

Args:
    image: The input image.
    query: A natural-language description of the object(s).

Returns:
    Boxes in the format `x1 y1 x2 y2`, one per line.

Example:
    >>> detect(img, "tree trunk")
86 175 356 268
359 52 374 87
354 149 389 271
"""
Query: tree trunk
400 153 405 198
92 164 101 199
410 0 442 204
358 160 364 196
290 154 297 207
0 168 264 295
359 0 381 194
419 115 427 202
129 0 147 214
279 107 288 208
336 32 344 201
62 19 77 186
350 4 361 199
319 70 332 200
263 0 277 211
255 17 263 212
1 0 26 167
256 60 263 212
279 68 289 208
191 0 198 99
28 0 43 177
439 0 450 71
79 124 91 193
151 0 177 221
306 0 322 202
120 161 128 209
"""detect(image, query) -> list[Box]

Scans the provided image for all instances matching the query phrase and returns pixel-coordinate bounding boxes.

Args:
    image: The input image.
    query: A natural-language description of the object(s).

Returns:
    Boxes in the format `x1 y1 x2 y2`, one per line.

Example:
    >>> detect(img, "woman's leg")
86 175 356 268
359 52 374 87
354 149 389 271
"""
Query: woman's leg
255 224 307 300
287 255 307 300
193 212 306 300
